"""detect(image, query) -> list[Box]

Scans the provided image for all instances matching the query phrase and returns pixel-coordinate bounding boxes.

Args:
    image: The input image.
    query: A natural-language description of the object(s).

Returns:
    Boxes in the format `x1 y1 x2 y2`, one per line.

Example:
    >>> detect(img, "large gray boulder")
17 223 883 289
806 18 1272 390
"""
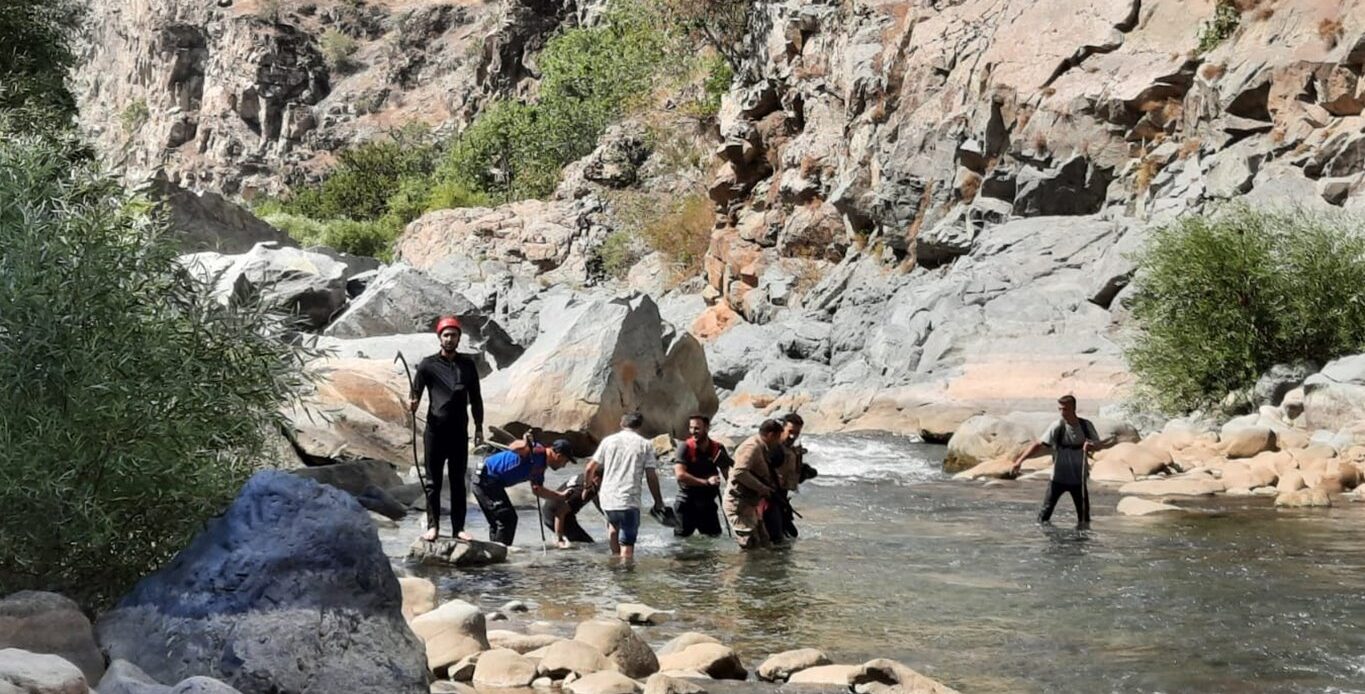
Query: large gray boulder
481 292 718 451
180 243 348 330
95 472 427 694
0 591 103 684
324 264 523 369
1302 354 1365 431
151 178 296 255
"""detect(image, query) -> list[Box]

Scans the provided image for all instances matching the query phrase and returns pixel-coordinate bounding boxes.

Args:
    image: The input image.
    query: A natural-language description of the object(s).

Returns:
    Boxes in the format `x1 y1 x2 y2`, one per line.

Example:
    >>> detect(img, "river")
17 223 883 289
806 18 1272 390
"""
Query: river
385 432 1365 693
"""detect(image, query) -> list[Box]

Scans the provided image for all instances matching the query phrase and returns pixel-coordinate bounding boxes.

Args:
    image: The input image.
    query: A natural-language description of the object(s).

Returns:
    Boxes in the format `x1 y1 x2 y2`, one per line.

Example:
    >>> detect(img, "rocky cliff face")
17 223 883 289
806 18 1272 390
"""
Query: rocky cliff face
699 0 1365 431
71 0 1365 437
73 0 575 197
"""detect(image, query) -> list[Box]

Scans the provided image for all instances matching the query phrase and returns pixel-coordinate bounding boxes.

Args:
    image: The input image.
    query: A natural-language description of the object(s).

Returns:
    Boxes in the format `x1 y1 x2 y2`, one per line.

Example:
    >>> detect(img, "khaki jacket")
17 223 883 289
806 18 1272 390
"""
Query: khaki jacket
725 435 776 504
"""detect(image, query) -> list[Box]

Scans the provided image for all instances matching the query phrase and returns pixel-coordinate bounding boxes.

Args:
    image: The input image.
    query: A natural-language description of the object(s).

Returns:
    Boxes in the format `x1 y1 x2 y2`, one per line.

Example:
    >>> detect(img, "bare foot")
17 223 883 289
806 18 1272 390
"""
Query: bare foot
421 528 438 542
456 531 474 542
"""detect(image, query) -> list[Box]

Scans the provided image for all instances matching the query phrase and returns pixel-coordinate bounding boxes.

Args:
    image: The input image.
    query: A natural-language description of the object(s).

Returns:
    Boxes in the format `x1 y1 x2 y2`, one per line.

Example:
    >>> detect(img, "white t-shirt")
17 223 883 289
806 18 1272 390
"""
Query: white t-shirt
594 429 657 511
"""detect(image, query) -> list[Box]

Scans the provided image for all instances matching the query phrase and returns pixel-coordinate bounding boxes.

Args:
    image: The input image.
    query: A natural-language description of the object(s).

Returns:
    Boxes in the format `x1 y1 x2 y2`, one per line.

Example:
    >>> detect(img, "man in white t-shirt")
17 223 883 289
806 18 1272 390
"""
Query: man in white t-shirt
585 411 665 559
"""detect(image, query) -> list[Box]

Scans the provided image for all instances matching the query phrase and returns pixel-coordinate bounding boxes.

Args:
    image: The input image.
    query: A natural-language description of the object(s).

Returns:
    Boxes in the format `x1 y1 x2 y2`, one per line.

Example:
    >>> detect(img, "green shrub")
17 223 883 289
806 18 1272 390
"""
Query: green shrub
683 55 732 120
1197 0 1239 54
430 0 675 202
0 136 311 609
597 229 644 279
262 210 400 260
120 98 149 134
319 28 360 74
1127 206 1365 414
0 0 83 137
284 126 438 221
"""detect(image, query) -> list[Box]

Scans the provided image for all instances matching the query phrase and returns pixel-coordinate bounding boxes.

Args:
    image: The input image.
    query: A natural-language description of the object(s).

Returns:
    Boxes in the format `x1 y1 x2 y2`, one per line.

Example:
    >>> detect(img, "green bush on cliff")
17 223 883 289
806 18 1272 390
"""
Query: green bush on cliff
1127 206 1365 413
0 0 83 136
430 0 675 201
0 136 311 609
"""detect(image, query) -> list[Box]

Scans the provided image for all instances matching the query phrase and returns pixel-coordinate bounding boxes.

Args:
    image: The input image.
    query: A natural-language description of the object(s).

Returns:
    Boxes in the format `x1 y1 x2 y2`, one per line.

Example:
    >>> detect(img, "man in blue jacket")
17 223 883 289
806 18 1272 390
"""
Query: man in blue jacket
474 436 575 545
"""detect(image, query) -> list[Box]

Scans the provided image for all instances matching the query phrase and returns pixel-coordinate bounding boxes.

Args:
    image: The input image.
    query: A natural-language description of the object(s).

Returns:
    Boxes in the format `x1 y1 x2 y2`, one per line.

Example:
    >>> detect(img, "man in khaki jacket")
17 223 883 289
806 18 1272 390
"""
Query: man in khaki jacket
723 419 784 549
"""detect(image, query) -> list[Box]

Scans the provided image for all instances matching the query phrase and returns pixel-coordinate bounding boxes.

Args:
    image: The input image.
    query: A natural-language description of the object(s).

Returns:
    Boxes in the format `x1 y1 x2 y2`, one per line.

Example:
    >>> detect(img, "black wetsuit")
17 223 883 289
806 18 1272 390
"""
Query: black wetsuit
540 474 600 543
411 351 483 534
673 438 731 538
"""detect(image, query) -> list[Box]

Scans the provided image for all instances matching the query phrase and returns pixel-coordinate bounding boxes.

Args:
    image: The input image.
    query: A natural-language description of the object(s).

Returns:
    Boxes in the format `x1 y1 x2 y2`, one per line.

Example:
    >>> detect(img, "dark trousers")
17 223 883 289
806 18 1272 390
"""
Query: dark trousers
762 491 798 542
673 489 722 538
1039 481 1090 525
541 509 595 543
473 474 518 545
423 426 469 534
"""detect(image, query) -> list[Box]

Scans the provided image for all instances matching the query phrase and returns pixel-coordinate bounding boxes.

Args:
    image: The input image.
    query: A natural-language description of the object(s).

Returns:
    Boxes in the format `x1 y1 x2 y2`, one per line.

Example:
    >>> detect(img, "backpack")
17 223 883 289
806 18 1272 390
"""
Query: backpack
1055 418 1097 450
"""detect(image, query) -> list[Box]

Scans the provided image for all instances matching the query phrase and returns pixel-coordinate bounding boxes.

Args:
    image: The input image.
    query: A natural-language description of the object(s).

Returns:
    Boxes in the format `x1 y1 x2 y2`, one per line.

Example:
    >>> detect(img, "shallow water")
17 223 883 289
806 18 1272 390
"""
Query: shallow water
386 433 1365 693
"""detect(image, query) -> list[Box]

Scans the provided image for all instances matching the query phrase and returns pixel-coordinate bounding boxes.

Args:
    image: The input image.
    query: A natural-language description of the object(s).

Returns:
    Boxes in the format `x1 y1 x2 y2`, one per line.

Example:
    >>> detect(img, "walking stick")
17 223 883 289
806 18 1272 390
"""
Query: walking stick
393 352 430 499
536 494 548 555
716 467 733 538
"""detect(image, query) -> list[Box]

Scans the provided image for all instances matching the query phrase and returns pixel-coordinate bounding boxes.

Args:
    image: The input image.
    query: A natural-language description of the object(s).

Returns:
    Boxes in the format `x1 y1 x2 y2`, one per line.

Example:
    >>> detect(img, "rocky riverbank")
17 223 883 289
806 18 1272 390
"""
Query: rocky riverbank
945 353 1365 514
0 470 958 694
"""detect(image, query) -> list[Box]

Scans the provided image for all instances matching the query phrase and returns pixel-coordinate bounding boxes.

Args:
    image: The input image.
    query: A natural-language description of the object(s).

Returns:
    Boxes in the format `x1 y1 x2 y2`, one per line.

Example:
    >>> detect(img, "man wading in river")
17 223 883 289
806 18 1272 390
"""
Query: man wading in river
672 414 732 538
1010 395 1101 528
410 316 483 542
585 412 666 560
724 419 784 549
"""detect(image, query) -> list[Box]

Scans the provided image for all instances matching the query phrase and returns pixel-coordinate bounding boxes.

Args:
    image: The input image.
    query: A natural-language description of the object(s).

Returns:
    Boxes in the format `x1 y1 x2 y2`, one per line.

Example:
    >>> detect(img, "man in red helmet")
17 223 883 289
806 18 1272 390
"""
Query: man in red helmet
410 315 484 542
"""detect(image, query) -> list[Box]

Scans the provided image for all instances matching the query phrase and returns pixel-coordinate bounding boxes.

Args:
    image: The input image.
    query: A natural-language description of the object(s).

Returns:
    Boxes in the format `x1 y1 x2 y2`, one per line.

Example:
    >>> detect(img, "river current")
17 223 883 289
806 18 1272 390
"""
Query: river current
385 432 1365 693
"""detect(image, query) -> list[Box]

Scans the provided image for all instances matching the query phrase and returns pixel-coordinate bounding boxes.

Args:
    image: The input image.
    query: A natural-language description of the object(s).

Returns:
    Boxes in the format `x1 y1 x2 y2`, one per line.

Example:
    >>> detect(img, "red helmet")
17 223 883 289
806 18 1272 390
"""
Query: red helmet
434 316 462 335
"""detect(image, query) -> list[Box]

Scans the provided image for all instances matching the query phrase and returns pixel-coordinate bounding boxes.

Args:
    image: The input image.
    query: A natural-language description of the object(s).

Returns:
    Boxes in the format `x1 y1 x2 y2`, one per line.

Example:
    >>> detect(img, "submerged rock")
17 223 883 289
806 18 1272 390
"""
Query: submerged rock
757 648 831 682
408 537 508 567
1116 497 1183 517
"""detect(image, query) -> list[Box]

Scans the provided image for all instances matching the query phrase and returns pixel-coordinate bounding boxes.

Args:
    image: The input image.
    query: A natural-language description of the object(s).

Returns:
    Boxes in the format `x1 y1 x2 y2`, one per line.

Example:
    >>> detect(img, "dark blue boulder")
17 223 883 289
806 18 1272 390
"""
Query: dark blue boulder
96 471 427 694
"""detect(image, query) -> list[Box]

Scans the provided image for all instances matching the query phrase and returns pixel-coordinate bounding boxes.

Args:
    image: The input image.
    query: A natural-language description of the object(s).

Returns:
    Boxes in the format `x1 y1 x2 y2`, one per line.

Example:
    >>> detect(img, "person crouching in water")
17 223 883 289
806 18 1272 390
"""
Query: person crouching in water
540 472 601 548
723 419 784 549
672 414 732 539
584 412 666 560
473 435 575 546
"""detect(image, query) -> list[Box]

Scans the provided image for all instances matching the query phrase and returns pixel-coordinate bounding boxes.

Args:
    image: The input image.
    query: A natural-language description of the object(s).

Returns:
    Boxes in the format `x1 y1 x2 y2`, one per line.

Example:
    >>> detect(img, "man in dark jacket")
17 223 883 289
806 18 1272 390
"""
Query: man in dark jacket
540 473 601 547
672 414 732 538
409 316 484 542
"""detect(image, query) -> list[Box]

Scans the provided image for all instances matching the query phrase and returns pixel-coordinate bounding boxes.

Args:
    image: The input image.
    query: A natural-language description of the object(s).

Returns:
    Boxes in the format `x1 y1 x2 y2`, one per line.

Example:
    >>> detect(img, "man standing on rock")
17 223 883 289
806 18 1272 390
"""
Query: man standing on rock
672 414 732 539
410 316 484 542
1010 395 1101 528
474 435 576 546
585 412 666 560
724 419 784 550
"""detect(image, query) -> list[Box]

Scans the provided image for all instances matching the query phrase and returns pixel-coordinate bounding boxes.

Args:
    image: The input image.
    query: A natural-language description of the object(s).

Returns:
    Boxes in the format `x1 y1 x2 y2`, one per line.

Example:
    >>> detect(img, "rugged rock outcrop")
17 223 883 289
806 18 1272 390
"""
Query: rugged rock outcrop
95 471 427 694
180 242 351 330
696 1 1365 435
397 198 609 286
73 0 519 196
